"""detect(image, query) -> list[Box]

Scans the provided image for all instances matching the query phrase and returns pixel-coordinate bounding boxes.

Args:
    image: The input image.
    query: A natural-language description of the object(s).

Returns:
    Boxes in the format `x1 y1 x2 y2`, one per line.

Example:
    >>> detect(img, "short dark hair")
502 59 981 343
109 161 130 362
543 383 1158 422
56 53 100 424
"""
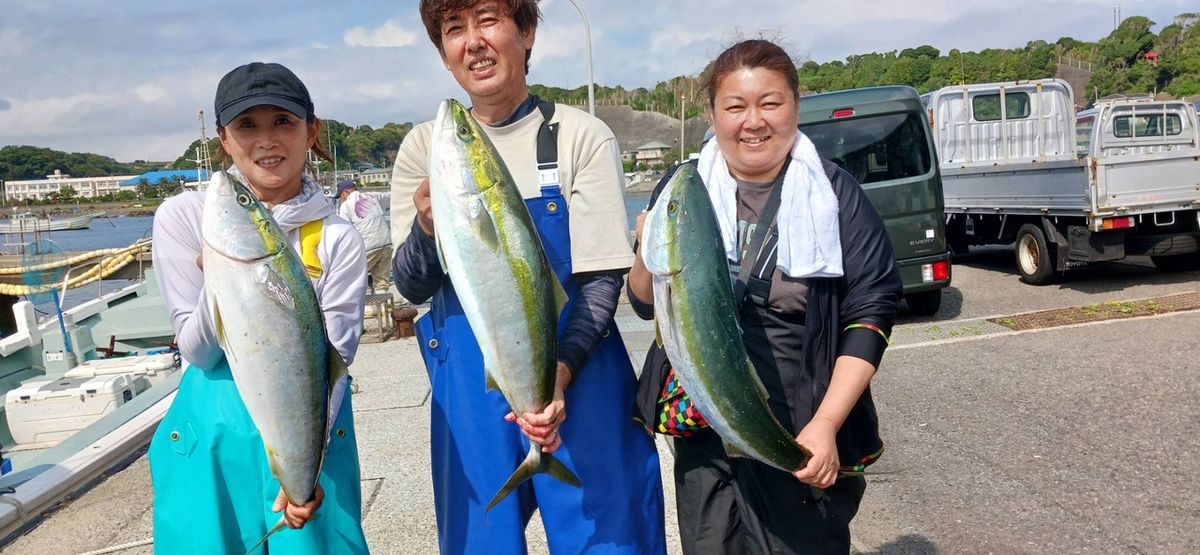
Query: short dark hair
702 39 800 107
419 0 541 74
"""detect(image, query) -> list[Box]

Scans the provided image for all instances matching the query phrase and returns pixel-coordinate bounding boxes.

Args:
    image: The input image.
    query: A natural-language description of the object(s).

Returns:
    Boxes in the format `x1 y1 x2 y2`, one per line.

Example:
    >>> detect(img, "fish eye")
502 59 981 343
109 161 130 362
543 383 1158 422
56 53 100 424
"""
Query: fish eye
457 124 470 137
237 194 251 206
667 200 678 213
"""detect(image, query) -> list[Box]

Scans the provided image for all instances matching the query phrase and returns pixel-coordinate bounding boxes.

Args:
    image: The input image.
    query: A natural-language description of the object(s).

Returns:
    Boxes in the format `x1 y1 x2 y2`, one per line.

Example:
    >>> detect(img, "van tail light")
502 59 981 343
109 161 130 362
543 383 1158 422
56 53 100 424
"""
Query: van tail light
832 109 855 119
933 261 950 281
921 261 951 283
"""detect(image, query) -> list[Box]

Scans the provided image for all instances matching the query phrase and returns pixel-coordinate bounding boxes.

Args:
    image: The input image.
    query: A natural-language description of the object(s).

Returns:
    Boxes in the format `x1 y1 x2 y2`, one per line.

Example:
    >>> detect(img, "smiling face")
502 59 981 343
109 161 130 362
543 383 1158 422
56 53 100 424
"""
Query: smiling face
437 0 535 120
218 106 317 204
710 67 799 183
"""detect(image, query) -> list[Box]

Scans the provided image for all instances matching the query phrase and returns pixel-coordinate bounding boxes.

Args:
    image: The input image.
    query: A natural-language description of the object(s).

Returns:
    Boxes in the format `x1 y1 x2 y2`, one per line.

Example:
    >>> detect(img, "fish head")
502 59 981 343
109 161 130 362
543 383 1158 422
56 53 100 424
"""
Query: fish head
202 171 287 262
641 164 712 276
430 98 508 198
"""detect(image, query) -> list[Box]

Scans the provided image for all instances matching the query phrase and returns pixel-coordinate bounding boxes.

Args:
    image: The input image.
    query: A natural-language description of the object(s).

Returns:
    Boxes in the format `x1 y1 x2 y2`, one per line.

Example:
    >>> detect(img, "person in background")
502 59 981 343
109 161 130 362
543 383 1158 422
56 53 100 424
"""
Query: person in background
627 39 902 554
389 1 666 553
337 179 393 293
149 62 369 554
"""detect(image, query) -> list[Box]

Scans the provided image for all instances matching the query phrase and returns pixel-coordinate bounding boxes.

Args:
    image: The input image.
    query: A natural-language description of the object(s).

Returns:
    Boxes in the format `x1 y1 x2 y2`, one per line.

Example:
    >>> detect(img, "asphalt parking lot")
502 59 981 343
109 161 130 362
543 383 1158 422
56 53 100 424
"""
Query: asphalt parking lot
853 247 1200 554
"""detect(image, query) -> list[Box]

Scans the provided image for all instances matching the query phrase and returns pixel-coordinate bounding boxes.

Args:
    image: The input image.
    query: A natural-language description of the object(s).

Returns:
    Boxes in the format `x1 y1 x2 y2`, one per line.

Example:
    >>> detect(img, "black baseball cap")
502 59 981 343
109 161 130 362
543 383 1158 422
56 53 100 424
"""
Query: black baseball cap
214 62 314 127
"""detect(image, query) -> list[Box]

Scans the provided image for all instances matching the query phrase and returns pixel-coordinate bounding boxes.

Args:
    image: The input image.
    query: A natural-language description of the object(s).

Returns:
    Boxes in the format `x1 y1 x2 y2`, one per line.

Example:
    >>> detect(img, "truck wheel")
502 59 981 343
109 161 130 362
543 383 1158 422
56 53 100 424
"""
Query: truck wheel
905 290 942 316
1150 253 1200 272
1015 224 1057 285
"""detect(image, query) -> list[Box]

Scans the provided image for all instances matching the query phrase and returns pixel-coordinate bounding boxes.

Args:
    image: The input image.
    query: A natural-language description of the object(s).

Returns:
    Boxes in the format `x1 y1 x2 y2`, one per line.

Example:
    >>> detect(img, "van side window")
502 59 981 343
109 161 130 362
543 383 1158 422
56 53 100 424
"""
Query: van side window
805 112 931 184
972 93 1031 122
1112 113 1182 138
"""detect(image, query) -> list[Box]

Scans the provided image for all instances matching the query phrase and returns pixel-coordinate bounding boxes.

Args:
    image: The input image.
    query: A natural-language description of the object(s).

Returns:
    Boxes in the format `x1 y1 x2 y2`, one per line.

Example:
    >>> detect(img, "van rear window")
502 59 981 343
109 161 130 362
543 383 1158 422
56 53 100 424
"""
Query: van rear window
972 92 1031 121
1112 113 1182 138
803 113 931 184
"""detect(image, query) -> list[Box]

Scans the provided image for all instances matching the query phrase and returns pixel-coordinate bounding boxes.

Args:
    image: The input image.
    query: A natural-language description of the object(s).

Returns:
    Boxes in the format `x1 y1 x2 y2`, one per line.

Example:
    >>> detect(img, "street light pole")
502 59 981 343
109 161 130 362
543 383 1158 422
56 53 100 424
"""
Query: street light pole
565 0 595 115
679 93 686 163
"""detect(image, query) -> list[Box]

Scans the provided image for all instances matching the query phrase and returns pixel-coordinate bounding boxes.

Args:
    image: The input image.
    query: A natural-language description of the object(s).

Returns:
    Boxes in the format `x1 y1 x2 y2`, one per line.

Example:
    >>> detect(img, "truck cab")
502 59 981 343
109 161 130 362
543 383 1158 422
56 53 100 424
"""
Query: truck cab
799 86 952 315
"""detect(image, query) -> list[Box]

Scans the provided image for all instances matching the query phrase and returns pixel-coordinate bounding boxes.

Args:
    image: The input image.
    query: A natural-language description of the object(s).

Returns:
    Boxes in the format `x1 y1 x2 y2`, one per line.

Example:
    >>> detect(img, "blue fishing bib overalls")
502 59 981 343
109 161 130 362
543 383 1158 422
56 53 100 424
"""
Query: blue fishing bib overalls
148 232 369 554
416 102 666 554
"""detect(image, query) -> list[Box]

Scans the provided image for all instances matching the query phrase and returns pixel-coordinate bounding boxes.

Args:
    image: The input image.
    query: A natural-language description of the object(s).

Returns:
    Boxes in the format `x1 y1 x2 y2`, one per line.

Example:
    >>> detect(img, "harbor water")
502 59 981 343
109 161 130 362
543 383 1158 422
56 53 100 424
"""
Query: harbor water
4 215 155 314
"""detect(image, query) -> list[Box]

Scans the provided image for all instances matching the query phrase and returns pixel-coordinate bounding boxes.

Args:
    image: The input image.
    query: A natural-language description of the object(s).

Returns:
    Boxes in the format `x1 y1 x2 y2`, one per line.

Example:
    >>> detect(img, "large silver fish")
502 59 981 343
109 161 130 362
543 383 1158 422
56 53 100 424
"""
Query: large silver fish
641 165 812 472
201 171 347 548
428 98 580 510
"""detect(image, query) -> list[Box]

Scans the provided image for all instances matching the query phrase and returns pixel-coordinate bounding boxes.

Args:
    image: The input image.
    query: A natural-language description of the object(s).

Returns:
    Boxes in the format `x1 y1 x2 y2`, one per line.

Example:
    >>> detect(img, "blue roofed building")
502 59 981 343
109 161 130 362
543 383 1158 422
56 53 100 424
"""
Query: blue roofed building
122 169 211 189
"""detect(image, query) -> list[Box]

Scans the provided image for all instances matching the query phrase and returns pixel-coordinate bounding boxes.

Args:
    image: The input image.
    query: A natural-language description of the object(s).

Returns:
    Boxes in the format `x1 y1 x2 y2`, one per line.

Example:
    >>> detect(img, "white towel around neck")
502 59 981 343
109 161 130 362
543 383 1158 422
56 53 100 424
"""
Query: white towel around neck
697 131 843 278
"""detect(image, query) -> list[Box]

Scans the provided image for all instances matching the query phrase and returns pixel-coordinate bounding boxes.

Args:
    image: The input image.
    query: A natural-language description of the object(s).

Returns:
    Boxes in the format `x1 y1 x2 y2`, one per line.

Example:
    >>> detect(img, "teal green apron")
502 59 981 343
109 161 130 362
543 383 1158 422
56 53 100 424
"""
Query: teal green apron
149 359 368 554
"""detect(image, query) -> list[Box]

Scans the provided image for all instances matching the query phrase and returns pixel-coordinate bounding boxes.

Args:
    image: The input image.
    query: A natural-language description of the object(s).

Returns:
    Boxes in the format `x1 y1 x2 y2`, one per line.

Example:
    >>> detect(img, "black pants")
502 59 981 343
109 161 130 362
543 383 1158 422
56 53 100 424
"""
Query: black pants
674 428 866 555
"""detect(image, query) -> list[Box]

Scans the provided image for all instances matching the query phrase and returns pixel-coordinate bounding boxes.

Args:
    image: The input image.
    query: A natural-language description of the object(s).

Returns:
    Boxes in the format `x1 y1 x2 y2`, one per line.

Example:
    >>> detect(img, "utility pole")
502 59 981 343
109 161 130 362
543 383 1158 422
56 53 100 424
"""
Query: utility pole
195 110 213 186
679 92 687 164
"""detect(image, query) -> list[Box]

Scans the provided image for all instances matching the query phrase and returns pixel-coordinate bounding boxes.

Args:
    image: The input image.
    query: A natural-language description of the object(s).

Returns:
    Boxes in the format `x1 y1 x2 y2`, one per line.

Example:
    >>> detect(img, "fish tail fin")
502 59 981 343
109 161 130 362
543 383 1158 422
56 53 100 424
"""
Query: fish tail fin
541 451 581 488
486 445 581 511
244 516 287 555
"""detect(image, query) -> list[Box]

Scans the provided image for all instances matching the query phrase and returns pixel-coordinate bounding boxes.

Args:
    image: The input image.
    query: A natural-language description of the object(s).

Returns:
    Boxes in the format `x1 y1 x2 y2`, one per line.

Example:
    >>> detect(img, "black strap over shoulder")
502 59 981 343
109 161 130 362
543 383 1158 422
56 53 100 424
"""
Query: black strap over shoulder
732 157 791 308
536 101 559 181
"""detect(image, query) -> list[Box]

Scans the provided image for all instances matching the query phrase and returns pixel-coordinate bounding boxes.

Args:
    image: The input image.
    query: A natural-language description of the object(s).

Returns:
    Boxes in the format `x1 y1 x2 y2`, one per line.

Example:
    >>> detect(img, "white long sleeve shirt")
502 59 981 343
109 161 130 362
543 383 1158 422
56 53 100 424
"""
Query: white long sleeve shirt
152 182 367 375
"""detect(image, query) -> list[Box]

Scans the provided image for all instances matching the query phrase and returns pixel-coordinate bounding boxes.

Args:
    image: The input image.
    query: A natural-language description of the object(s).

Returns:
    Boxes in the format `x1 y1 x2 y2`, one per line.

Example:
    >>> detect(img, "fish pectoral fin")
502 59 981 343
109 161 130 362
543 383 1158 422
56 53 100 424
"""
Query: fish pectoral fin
258 264 296 311
471 198 500 251
211 298 235 363
654 321 663 348
484 370 500 393
723 441 750 459
433 231 449 273
745 358 772 401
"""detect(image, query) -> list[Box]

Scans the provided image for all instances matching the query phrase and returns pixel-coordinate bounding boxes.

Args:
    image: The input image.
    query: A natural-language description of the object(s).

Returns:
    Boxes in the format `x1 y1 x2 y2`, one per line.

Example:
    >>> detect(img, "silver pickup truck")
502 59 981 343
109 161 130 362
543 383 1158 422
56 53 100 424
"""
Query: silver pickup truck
924 79 1200 284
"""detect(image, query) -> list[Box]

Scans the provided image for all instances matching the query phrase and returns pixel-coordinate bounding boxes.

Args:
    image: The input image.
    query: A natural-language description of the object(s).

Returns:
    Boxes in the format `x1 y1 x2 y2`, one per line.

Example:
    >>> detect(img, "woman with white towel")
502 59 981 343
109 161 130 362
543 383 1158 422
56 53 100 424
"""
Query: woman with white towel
626 39 903 555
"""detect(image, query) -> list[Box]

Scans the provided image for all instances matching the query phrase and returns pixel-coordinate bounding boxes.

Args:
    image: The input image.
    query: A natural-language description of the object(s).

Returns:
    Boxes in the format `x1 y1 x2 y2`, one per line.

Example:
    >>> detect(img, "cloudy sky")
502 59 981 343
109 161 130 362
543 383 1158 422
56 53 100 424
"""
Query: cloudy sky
0 0 1191 162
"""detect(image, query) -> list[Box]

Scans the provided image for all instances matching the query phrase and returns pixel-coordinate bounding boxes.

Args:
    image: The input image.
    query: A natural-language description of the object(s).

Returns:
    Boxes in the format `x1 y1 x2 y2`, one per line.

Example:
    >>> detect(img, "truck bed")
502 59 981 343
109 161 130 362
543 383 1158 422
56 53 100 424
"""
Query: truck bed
941 159 1090 216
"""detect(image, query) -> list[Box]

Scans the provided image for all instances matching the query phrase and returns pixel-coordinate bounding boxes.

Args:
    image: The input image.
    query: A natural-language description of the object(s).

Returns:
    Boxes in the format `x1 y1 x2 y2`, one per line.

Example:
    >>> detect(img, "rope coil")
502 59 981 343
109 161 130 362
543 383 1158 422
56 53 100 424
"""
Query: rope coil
0 239 152 297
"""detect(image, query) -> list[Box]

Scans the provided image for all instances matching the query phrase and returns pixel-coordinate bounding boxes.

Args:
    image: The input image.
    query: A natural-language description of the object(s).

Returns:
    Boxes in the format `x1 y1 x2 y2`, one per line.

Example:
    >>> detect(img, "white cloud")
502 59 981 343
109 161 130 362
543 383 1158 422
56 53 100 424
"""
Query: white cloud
344 20 419 48
134 84 167 103
649 24 724 52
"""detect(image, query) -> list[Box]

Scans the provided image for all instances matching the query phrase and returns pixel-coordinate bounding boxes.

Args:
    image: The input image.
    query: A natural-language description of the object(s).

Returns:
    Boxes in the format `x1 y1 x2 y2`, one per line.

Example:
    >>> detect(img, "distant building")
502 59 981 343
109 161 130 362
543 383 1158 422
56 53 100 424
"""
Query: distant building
632 141 674 167
4 170 139 202
359 168 391 186
332 170 360 184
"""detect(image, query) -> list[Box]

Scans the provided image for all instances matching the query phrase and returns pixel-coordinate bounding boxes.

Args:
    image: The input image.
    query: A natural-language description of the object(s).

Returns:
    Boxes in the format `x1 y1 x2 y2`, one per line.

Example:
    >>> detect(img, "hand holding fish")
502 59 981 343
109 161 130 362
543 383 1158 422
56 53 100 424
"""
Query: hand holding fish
505 362 571 453
413 178 435 236
272 484 325 530
792 418 840 489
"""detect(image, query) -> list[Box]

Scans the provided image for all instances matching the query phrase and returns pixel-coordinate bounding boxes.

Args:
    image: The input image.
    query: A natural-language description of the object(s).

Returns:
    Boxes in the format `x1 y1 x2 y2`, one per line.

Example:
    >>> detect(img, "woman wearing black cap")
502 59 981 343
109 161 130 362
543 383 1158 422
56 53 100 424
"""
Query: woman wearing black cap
148 62 370 554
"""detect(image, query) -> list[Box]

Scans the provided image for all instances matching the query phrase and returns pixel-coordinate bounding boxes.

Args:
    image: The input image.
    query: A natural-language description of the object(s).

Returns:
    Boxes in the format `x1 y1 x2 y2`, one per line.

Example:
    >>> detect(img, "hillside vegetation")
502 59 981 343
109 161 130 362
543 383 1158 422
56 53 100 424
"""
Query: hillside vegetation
3 13 1196 181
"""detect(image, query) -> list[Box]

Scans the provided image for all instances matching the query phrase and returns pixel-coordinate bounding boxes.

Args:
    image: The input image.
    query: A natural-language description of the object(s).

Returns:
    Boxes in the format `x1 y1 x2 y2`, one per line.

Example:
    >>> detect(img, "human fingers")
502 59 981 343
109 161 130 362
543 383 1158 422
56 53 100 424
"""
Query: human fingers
272 488 287 513
414 179 435 235
541 429 562 453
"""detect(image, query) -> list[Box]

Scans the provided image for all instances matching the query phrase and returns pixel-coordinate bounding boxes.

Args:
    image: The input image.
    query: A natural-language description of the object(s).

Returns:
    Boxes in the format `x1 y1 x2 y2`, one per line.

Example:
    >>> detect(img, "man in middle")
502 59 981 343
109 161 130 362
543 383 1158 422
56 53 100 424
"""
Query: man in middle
389 1 667 554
